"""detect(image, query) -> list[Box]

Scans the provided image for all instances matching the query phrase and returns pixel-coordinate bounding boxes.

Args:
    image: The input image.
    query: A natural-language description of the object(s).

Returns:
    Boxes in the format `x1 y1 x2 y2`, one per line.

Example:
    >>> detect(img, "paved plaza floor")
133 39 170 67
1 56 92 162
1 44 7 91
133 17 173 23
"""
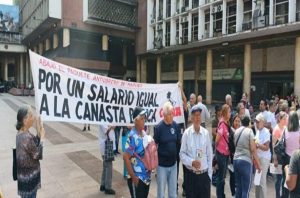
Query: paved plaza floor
0 93 276 198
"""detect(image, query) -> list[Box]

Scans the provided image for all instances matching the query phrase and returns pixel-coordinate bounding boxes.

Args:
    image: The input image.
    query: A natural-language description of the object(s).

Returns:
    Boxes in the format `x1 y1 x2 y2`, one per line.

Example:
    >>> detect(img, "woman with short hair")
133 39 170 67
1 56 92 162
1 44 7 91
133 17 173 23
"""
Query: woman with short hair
16 105 45 198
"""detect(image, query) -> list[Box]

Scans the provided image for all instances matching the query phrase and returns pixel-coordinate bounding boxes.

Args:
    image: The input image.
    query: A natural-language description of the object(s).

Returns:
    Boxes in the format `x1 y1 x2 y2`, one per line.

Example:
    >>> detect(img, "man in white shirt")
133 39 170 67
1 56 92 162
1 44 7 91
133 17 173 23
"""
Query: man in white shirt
180 105 213 198
259 99 272 130
197 95 210 128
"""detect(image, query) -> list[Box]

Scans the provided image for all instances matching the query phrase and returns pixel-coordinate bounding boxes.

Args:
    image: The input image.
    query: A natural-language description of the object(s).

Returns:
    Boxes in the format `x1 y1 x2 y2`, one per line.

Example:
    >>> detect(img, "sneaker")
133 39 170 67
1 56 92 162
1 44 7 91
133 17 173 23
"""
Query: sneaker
82 127 86 132
100 185 105 192
88 126 90 131
105 189 116 195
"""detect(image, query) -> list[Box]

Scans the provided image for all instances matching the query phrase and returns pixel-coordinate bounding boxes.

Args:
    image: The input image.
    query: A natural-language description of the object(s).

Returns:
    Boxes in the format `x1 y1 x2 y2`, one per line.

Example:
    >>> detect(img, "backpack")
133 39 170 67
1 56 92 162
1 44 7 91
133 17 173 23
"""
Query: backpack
218 121 235 155
141 141 158 171
131 140 158 171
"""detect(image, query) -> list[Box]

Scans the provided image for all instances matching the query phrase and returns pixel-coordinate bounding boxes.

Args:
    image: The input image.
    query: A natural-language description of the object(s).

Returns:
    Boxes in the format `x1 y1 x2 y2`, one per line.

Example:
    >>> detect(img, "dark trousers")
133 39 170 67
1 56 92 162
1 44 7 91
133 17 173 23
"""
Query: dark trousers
281 154 291 198
115 128 120 152
127 178 150 198
185 169 211 198
229 170 235 196
216 151 229 198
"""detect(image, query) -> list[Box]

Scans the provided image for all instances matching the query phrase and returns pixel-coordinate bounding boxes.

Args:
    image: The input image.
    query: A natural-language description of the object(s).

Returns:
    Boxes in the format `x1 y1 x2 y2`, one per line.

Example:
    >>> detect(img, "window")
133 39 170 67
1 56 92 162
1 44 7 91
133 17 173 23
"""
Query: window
182 21 188 44
166 0 171 17
158 0 163 20
227 3 236 34
213 4 222 37
296 0 300 21
192 14 198 41
275 0 288 24
165 22 170 46
243 0 252 30
193 0 199 8
204 10 210 38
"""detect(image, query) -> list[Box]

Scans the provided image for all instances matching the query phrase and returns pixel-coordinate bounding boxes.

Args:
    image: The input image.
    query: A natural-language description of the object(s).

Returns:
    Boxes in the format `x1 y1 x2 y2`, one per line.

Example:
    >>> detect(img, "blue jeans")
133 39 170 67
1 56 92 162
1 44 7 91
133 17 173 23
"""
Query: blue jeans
21 190 37 198
157 163 177 198
275 174 282 198
234 160 252 198
216 151 229 198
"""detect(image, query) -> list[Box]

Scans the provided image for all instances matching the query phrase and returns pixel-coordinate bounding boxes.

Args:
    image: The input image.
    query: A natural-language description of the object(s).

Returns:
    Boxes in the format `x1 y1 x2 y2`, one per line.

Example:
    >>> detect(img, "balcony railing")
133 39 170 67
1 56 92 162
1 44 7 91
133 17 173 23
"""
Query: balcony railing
0 32 22 44
88 0 137 28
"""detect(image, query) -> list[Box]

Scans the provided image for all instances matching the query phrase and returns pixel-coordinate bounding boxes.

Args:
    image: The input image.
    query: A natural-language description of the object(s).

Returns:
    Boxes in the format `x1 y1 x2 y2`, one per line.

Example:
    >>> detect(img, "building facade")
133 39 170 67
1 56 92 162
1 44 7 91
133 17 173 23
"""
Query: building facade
0 3 27 87
136 0 300 104
20 0 138 86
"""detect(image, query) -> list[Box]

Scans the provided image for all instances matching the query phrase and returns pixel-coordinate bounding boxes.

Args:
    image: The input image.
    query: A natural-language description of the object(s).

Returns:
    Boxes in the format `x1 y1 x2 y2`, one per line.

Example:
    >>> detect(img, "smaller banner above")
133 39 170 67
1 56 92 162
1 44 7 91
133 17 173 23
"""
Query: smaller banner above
29 51 184 126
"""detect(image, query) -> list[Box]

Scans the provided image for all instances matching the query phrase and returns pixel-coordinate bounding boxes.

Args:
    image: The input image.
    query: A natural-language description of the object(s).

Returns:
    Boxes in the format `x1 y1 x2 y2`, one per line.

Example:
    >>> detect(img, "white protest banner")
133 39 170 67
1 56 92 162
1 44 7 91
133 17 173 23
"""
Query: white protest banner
29 50 185 126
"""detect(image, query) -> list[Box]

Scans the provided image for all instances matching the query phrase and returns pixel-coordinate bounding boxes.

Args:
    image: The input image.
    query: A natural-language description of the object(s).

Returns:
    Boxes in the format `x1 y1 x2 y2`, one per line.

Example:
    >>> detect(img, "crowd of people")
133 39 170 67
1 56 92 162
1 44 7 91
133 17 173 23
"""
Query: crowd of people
13 87 300 198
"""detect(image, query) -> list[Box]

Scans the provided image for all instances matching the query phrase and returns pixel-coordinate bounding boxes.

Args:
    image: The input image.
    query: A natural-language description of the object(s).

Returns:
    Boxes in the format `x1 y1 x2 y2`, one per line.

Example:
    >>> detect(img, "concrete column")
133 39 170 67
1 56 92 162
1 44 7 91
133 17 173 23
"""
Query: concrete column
209 5 213 38
63 28 70 47
195 56 200 96
4 56 8 81
53 33 58 49
206 49 212 104
45 38 51 51
163 21 166 46
122 45 127 67
222 0 227 35
178 53 184 85
20 54 24 85
25 55 29 87
289 0 296 23
156 56 161 83
141 58 147 83
39 43 43 55
188 13 192 42
102 35 109 51
269 0 274 25
163 0 167 18
136 56 141 82
243 44 251 97
170 18 176 45
236 0 243 32
294 37 300 97
198 8 205 40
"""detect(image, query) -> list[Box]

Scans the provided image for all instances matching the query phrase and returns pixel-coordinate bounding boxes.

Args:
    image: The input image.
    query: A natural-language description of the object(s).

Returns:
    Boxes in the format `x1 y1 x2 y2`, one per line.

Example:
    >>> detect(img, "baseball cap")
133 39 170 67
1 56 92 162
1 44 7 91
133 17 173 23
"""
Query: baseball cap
191 105 202 114
132 107 146 120
255 113 265 122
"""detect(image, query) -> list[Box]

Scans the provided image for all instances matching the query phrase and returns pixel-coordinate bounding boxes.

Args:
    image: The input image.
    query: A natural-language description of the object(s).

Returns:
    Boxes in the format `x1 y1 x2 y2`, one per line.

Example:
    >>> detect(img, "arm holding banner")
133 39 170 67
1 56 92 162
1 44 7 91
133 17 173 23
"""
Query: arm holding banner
178 82 187 111
35 116 45 141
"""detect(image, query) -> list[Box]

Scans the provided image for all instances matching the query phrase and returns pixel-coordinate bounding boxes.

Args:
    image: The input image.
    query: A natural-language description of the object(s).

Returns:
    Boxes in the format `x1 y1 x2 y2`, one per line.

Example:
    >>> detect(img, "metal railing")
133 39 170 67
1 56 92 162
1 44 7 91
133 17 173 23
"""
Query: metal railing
0 32 22 44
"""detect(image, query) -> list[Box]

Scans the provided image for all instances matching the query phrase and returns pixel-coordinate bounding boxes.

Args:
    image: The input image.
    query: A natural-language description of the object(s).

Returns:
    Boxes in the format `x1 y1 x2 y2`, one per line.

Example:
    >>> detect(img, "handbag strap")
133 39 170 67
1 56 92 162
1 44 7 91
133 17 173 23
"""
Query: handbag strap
235 128 246 147
106 127 111 141
218 121 230 144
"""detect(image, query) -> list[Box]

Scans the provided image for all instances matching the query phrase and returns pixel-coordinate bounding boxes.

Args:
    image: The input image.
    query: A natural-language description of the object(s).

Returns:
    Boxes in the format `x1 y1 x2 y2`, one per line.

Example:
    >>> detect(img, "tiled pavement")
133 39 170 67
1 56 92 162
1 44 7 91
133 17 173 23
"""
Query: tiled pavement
0 93 276 198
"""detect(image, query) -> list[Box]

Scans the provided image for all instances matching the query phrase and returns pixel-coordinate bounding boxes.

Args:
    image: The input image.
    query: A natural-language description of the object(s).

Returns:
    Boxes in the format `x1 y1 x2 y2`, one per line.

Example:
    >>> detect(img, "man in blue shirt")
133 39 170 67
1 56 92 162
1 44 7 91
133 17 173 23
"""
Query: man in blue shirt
154 102 181 198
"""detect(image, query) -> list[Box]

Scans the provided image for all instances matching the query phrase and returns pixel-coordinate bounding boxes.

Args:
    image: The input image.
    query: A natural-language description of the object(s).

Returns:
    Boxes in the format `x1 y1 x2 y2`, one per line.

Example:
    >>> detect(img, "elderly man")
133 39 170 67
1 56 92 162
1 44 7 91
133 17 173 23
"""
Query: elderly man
154 102 181 198
254 113 271 198
123 107 152 198
180 105 213 198
197 95 210 128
